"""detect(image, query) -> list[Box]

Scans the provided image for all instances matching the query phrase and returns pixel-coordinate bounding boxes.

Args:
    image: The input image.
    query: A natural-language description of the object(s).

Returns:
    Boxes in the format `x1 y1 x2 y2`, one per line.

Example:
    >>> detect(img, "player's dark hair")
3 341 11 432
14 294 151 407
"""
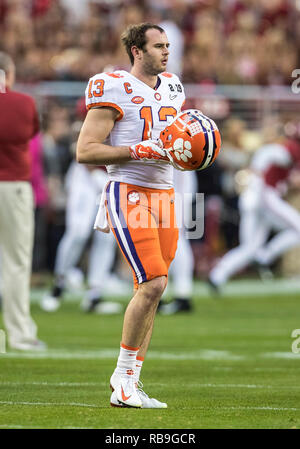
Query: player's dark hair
0 52 14 74
121 23 165 65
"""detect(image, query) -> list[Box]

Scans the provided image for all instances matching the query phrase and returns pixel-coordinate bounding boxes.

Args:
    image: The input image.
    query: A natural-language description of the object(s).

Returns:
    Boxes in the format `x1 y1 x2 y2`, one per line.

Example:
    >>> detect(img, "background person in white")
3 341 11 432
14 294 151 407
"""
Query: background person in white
208 136 300 292
159 169 197 314
41 161 122 314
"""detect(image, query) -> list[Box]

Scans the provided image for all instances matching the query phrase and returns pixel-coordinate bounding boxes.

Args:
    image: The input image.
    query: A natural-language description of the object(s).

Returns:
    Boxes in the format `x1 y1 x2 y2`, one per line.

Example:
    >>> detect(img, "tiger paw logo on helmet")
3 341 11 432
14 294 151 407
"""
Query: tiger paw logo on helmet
173 138 192 163
160 109 221 171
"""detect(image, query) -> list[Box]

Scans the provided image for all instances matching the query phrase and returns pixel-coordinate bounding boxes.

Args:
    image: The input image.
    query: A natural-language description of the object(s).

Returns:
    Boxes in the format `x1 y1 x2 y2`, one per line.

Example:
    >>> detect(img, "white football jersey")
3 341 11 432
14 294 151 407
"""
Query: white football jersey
250 143 292 173
85 70 185 189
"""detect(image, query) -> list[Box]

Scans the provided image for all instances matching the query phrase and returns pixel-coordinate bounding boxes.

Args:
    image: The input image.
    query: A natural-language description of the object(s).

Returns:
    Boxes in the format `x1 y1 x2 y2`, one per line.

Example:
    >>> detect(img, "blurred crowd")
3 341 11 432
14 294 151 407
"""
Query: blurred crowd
1 0 300 279
0 0 299 85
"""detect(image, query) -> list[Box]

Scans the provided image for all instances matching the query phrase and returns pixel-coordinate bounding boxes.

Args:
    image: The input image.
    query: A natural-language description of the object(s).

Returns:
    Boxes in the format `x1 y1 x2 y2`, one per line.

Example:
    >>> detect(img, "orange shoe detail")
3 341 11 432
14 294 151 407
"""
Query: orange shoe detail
121 386 132 402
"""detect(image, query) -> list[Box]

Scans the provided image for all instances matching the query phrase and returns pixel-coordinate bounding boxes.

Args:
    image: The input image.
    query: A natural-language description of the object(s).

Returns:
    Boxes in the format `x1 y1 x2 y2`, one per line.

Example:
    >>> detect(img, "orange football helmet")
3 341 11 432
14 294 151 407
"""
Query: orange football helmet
159 109 221 171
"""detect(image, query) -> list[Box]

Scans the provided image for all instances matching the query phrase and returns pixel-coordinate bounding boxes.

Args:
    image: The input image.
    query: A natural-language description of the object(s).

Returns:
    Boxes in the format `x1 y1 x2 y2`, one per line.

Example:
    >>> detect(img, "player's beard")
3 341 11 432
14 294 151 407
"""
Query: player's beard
142 52 166 76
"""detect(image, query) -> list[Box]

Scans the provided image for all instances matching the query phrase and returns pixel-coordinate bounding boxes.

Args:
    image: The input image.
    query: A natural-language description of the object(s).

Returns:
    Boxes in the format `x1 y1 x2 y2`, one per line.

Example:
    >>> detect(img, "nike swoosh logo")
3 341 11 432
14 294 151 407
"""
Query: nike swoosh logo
121 386 131 402
169 94 177 100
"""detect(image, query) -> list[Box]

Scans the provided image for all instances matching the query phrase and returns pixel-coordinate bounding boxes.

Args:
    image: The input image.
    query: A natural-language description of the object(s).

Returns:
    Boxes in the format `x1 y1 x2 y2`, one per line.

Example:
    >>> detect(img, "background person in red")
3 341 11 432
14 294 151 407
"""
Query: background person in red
0 52 46 351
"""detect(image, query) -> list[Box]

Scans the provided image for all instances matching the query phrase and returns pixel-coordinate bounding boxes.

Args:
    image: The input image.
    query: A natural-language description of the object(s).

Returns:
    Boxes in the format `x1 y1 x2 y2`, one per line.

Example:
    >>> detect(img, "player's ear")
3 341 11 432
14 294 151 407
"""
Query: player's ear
131 45 142 61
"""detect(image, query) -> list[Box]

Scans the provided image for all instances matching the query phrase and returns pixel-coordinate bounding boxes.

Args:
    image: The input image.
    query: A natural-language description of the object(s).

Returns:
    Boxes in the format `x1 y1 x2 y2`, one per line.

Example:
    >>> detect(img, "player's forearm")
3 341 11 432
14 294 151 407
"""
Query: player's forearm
76 141 131 165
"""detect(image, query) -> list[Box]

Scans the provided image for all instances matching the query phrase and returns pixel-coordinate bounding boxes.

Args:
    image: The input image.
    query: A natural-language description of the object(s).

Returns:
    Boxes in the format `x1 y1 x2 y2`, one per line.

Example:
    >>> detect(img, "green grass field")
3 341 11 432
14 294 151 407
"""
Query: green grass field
0 279 300 429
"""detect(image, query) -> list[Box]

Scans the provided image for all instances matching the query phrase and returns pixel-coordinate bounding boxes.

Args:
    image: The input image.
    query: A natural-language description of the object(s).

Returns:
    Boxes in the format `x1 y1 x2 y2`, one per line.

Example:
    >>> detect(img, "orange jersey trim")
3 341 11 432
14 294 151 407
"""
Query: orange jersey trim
87 101 124 121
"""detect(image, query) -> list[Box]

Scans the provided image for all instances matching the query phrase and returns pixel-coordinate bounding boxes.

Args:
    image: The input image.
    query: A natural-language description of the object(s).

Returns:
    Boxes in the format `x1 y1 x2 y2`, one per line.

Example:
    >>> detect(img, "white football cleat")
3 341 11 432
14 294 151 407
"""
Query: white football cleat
104 274 131 296
136 381 168 409
94 301 122 315
110 389 127 407
80 298 122 314
114 376 142 408
40 295 61 312
110 382 167 409
10 339 48 351
110 372 167 409
110 371 121 391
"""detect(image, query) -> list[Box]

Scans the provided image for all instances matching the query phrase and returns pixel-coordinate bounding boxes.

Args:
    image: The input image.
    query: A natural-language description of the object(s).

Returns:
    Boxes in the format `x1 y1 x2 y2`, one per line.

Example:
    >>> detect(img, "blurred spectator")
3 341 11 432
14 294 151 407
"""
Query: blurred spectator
256 28 297 85
0 0 298 85
30 133 48 209
42 104 72 182
41 103 73 269
217 118 250 248
29 133 49 271
218 118 250 200
193 161 224 277
0 51 46 350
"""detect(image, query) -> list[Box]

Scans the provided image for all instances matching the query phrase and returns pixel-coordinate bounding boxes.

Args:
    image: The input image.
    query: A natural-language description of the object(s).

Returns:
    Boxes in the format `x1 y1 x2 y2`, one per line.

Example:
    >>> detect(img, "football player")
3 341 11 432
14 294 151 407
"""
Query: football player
77 23 186 408
208 134 300 292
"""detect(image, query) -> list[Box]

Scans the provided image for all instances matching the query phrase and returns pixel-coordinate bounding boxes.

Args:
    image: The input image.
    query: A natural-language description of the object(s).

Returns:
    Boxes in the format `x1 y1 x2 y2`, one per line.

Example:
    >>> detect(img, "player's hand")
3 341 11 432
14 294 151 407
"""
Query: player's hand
129 140 169 162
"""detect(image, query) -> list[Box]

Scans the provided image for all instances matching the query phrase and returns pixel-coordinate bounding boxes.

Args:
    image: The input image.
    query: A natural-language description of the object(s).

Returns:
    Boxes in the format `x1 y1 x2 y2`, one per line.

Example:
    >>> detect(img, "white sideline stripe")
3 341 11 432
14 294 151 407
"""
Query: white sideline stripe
0 425 40 429
226 406 300 412
0 425 95 429
196 278 300 297
183 383 300 390
1 349 245 361
188 406 300 412
29 278 300 303
1 381 300 390
0 381 104 387
2 348 300 361
263 352 300 360
0 400 100 409
0 401 298 413
2 349 119 359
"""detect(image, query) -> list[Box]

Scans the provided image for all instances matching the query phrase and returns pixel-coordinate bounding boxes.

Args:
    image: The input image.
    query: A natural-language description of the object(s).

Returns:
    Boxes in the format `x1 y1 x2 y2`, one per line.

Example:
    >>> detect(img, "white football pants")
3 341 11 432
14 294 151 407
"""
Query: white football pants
0 182 37 347
210 177 300 285
168 170 197 297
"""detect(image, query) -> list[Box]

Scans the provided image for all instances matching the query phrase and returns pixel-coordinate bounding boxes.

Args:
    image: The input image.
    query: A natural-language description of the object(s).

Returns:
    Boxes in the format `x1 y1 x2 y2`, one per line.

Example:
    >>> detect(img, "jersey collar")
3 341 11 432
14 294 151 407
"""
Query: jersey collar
126 71 162 92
